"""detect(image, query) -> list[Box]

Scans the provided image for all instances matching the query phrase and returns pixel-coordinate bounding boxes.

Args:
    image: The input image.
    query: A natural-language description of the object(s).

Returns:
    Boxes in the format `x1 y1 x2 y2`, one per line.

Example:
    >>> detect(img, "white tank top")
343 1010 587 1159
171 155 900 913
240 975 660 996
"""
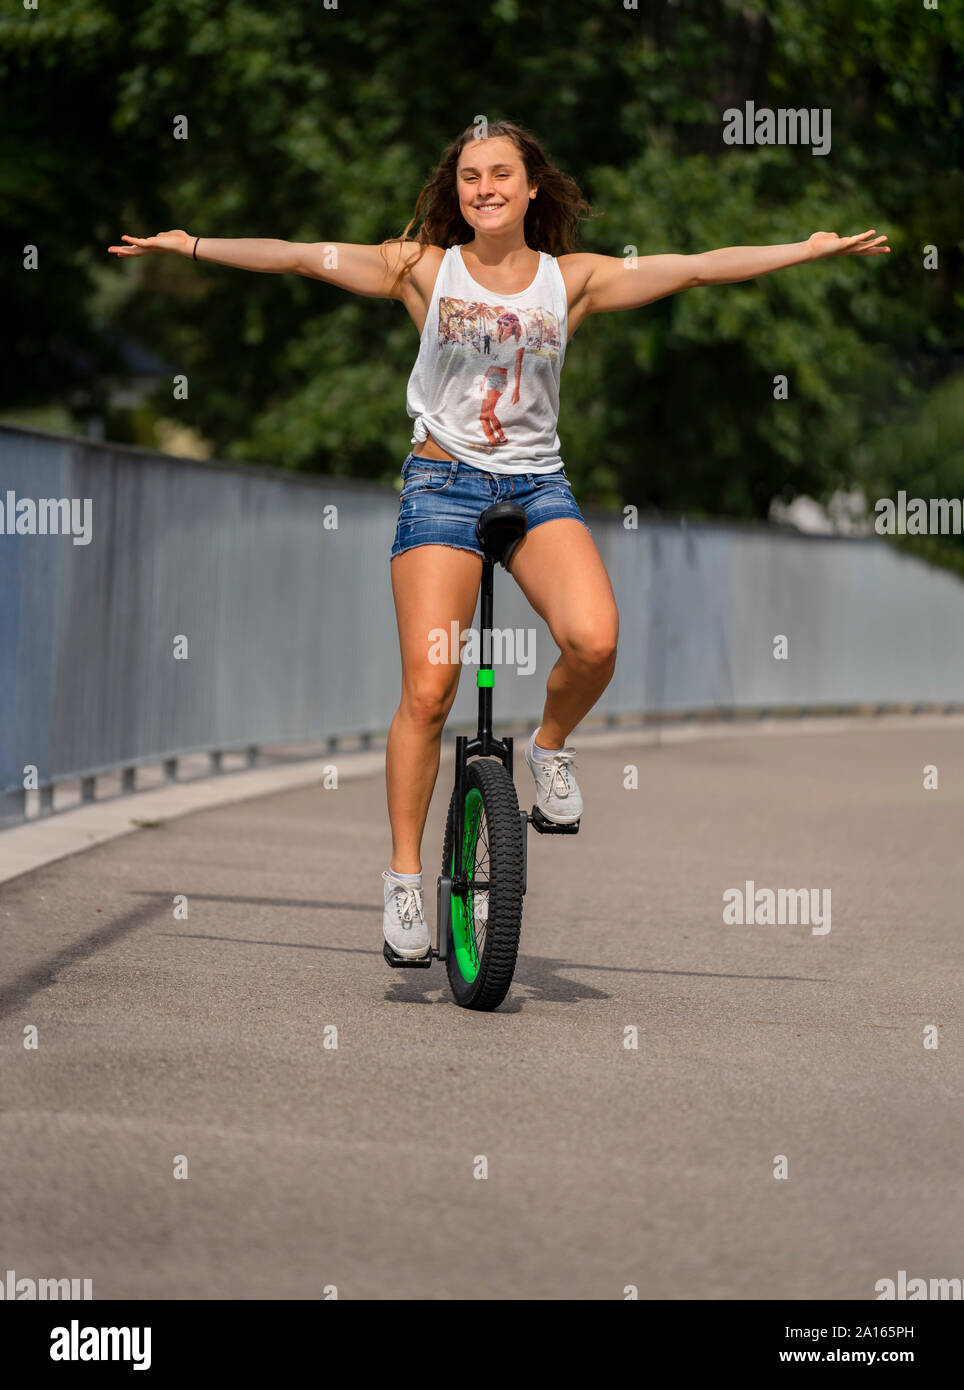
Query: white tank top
405 243 569 474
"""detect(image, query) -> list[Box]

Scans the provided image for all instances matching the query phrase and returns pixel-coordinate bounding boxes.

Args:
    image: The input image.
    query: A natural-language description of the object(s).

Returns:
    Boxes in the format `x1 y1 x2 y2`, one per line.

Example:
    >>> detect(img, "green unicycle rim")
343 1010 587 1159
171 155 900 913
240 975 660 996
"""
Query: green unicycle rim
451 786 485 983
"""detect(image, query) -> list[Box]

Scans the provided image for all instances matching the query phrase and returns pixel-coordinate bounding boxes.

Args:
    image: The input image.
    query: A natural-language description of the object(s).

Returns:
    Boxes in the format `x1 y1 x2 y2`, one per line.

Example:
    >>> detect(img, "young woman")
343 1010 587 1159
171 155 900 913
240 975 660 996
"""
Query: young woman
109 119 888 961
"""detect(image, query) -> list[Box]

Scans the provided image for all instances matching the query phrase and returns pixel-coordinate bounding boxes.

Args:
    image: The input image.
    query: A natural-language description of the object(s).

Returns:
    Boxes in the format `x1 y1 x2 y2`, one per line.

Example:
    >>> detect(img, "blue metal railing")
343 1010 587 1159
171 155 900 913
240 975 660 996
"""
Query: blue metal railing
3 423 963 827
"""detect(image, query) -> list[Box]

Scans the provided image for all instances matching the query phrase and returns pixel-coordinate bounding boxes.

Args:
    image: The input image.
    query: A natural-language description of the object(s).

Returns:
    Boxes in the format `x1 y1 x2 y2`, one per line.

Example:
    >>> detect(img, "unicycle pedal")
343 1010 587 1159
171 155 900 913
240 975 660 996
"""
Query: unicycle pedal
529 805 581 834
382 940 434 969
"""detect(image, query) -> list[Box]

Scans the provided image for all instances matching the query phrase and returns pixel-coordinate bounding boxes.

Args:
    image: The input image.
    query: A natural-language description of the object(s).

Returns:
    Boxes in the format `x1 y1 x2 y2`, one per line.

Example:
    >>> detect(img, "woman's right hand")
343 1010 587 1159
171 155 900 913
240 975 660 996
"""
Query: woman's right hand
107 229 193 258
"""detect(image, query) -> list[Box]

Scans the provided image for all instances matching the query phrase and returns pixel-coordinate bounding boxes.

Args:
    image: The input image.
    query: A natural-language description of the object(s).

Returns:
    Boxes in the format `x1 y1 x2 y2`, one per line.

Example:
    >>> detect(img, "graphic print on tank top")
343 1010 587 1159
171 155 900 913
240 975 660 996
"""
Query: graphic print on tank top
437 296 562 449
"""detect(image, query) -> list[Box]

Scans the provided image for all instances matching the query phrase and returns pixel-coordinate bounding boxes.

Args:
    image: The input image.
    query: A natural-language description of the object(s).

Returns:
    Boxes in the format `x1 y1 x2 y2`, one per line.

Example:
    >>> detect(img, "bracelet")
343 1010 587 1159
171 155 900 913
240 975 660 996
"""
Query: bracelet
193 236 200 261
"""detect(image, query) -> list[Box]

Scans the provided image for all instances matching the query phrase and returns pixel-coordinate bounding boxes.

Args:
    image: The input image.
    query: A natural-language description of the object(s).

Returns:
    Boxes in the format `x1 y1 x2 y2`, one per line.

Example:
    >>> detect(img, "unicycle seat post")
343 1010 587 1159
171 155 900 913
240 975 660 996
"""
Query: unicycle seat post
470 500 525 780
477 557 495 754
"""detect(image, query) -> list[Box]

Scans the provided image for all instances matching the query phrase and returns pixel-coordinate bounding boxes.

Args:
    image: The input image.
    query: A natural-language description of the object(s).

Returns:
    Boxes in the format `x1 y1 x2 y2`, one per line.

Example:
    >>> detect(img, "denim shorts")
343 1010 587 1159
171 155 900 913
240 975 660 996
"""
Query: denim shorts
390 453 592 570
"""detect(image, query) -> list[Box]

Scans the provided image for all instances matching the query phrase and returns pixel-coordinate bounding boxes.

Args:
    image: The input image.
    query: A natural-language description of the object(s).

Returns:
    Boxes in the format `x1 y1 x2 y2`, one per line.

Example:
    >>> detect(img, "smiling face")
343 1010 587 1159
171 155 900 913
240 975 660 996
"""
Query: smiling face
456 135 537 236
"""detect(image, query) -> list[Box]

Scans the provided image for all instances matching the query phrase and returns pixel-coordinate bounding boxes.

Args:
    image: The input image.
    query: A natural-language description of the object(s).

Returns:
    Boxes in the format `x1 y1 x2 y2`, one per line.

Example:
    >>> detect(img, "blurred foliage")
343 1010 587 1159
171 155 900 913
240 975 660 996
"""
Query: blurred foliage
858 371 964 581
1 0 962 567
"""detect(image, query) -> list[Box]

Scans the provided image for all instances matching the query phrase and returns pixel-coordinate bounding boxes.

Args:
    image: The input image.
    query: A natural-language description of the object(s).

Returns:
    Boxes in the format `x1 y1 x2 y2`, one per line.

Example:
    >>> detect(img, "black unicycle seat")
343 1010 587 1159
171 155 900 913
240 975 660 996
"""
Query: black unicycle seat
476 501 527 565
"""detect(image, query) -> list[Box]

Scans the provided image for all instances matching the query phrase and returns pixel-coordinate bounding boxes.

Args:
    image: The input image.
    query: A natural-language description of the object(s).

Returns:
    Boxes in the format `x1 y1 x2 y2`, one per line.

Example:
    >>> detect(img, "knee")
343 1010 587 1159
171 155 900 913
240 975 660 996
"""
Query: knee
401 679 455 728
562 624 618 672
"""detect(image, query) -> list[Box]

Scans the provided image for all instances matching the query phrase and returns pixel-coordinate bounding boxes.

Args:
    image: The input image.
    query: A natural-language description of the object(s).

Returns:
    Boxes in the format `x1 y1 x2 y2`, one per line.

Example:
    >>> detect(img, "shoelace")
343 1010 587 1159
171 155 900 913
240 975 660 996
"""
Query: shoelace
540 748 577 802
383 872 424 931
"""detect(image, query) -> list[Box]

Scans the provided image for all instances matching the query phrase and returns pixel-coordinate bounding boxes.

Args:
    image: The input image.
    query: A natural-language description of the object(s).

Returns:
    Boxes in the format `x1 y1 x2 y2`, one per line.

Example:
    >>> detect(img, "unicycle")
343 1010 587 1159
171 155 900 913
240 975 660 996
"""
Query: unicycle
383 500 580 1011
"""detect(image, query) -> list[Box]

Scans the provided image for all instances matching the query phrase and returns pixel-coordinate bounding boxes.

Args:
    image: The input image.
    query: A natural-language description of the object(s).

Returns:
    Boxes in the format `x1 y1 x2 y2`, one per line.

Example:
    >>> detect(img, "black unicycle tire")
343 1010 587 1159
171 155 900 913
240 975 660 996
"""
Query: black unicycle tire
442 756 524 1011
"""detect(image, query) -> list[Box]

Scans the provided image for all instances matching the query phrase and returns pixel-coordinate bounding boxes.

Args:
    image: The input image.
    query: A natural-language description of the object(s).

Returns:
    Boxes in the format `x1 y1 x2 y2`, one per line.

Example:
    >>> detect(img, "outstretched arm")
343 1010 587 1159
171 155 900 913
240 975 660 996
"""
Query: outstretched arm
108 230 299 273
567 230 889 321
107 230 426 299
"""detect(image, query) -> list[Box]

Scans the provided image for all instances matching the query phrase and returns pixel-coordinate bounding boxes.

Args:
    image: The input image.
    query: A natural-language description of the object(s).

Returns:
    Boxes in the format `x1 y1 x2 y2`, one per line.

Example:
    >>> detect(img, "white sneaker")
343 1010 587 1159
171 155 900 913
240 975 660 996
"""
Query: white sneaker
382 869 431 959
524 730 583 824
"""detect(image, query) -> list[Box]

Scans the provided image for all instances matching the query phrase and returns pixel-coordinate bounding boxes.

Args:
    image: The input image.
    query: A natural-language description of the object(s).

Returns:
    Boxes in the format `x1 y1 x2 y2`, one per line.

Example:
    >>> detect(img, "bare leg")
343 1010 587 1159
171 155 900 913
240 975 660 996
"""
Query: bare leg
506 519 619 748
387 545 483 874
480 381 509 445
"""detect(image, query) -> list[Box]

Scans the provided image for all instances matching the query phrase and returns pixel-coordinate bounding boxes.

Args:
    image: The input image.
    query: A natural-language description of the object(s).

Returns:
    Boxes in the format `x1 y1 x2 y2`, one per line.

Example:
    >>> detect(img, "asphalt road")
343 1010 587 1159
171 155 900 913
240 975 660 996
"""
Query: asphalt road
1 720 962 1299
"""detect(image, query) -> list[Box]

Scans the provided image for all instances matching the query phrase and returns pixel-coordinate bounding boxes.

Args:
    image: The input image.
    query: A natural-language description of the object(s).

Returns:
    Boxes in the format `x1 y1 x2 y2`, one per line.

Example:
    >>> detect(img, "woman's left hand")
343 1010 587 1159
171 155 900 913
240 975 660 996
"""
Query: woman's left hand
808 229 890 259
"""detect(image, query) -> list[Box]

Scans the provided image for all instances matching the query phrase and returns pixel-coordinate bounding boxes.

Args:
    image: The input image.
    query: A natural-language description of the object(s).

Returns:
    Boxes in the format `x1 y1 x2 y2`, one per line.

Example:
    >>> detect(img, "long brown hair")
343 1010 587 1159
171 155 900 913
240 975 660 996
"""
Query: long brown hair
382 120 596 296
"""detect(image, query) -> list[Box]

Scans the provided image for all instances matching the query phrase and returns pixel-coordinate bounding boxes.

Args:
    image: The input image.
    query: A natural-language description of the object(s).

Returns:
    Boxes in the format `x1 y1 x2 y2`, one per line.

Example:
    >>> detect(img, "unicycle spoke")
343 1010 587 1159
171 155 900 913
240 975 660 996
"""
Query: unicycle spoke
470 824 491 961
